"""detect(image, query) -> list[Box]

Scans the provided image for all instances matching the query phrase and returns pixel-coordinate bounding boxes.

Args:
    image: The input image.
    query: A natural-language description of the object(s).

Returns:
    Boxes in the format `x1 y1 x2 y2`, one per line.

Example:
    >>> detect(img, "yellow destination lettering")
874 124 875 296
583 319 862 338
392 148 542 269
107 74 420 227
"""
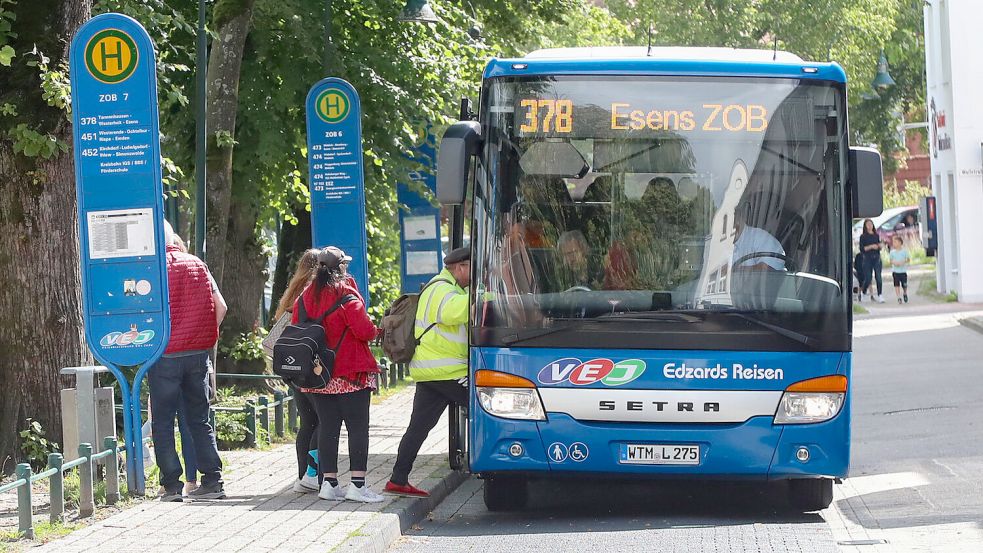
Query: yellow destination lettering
722 104 746 131
662 110 679 130
611 103 630 130
520 99 539 133
679 110 696 131
629 110 646 130
702 104 723 131
747 104 768 132
646 110 663 130
556 100 573 132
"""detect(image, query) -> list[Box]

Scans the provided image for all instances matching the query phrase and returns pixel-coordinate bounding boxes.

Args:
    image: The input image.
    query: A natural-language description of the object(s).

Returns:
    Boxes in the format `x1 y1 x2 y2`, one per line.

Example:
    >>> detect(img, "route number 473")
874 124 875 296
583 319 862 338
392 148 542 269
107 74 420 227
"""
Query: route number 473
99 93 128 102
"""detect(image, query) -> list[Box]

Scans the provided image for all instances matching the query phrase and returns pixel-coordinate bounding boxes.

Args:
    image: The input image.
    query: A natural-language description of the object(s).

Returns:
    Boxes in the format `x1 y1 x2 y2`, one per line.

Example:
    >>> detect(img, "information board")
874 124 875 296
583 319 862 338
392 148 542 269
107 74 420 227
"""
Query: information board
397 133 443 293
306 78 370 303
70 13 169 493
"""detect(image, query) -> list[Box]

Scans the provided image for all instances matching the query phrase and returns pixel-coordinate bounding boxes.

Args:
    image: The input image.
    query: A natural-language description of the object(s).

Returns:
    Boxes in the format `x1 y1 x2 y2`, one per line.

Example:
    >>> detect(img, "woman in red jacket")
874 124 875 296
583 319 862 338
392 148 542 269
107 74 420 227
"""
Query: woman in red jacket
293 246 382 503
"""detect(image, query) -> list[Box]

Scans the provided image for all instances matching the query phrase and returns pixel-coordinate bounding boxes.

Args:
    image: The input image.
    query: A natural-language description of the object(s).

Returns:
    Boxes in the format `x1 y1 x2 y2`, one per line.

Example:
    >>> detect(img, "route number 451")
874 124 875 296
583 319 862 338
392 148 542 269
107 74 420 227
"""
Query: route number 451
99 93 128 102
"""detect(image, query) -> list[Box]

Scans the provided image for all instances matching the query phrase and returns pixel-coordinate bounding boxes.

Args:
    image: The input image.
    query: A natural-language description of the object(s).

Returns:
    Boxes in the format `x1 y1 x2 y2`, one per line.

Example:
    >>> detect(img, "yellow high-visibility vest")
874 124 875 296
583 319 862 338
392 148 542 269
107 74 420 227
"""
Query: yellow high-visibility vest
410 269 468 382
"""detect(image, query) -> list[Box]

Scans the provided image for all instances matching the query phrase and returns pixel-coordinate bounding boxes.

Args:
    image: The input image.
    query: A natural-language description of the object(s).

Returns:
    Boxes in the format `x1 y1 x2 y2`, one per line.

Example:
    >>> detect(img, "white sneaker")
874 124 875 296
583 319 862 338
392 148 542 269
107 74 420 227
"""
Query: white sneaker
876 295 885 303
293 474 319 493
345 485 384 503
318 482 346 501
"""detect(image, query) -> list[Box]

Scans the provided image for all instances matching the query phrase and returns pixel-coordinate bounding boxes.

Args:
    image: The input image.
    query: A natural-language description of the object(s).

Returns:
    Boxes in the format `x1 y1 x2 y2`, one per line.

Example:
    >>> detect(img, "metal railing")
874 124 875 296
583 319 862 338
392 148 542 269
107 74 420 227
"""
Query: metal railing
0 437 121 539
211 358 407 447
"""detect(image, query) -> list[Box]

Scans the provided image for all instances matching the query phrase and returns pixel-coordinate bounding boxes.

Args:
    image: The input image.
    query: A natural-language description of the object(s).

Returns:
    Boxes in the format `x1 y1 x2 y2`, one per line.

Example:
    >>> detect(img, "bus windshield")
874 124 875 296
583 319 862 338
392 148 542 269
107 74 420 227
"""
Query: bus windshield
471 76 849 352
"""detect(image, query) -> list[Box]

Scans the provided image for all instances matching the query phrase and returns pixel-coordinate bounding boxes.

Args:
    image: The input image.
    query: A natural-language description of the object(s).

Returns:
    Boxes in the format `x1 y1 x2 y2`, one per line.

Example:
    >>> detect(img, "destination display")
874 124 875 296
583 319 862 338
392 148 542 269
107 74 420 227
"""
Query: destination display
508 77 813 140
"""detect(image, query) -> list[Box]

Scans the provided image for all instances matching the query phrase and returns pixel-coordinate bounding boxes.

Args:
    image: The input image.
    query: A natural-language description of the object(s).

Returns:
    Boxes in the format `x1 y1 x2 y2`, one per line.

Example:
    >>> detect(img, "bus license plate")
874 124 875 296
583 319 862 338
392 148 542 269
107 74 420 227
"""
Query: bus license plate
620 444 700 465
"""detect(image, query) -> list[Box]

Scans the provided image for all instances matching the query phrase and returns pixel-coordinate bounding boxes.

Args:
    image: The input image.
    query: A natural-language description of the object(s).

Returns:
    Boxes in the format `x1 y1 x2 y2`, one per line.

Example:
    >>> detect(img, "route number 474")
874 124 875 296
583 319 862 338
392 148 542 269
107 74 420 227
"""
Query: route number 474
99 93 128 102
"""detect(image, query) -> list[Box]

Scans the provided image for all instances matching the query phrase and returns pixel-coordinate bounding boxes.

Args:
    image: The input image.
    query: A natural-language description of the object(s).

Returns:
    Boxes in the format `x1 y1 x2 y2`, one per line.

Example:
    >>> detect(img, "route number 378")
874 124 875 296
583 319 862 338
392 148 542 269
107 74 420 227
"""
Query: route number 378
519 99 573 134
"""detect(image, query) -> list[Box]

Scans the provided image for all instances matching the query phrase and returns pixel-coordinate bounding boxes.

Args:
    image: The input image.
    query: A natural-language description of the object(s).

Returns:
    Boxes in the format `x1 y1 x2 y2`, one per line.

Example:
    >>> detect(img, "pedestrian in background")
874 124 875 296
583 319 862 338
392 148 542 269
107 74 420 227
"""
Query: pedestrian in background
149 221 227 501
385 247 471 499
294 247 383 503
271 248 324 493
890 235 910 304
859 218 885 303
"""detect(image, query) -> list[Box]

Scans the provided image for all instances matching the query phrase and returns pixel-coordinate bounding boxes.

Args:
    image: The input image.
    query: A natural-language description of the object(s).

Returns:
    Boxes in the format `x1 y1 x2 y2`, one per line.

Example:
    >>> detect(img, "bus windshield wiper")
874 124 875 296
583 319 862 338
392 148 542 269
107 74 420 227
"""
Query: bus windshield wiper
723 312 817 349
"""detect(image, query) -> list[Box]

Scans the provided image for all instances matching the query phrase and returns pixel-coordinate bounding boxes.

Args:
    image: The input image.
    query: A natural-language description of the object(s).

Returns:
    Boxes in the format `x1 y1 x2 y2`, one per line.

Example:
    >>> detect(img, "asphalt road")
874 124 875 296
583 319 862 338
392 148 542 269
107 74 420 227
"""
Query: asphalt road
390 309 983 553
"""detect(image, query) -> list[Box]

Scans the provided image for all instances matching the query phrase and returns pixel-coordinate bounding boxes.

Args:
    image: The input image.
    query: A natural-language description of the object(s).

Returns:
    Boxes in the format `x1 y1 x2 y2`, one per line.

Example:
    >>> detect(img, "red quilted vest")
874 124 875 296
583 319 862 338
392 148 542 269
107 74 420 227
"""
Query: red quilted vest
164 245 218 354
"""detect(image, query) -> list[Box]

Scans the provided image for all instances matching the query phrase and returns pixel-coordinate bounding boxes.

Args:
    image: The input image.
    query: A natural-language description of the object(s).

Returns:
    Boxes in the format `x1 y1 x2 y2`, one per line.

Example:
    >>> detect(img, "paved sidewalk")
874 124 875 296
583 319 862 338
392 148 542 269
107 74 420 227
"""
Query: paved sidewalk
34 385 464 553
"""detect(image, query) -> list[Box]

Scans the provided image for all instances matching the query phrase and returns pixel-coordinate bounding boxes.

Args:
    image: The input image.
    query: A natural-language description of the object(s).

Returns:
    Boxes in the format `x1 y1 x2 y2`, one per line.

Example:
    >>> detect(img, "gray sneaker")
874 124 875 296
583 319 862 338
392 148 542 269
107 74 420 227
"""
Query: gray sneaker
187 482 226 500
159 488 184 502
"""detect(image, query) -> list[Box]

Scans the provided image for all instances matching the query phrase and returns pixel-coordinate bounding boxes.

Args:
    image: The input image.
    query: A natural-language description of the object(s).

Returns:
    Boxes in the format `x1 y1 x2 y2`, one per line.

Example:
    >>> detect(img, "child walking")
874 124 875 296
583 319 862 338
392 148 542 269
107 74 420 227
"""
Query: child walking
889 235 910 304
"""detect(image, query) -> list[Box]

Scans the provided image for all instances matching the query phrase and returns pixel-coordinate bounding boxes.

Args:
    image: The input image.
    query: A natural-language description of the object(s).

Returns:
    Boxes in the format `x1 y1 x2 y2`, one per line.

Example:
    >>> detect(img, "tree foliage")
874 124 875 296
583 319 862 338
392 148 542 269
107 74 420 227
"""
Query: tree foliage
606 0 922 173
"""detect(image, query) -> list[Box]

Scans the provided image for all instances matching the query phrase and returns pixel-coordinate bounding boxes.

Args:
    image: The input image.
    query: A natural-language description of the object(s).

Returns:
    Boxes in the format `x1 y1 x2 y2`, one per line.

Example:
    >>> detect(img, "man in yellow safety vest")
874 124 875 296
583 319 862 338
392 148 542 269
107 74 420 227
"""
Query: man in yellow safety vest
384 247 470 498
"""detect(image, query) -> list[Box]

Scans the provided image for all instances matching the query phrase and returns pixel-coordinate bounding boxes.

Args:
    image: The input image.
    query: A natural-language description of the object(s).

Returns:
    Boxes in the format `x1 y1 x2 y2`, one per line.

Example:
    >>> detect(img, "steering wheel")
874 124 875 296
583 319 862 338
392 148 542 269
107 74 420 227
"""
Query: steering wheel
564 285 592 292
732 252 796 273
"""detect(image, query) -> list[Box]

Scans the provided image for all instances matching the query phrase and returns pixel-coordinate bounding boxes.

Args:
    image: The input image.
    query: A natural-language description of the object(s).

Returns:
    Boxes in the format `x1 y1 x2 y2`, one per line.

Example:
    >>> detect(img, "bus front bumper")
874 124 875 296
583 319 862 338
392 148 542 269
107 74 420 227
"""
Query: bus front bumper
469 408 850 480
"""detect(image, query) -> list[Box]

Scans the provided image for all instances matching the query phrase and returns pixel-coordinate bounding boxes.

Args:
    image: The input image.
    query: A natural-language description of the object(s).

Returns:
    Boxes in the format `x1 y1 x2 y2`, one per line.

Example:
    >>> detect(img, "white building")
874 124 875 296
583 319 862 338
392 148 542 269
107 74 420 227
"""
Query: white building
924 0 983 302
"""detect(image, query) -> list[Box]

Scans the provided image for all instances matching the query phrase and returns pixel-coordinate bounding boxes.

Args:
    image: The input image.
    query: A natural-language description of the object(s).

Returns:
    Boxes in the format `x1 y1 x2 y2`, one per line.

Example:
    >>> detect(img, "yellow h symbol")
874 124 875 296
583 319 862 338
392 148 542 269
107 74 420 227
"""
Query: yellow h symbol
100 39 124 72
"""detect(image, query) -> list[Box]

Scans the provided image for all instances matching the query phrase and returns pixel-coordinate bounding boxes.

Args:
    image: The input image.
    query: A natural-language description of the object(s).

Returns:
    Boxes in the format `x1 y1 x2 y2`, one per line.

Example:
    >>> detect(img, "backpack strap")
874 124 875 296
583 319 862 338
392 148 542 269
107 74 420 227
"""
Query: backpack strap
317 294 357 324
296 295 310 323
415 278 455 344
320 294 357 350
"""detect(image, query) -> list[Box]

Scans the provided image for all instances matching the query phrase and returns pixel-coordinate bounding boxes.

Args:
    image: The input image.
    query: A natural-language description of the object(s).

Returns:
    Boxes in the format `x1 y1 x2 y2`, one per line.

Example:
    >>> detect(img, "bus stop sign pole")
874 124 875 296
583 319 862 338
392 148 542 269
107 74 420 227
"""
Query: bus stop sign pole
70 13 171 495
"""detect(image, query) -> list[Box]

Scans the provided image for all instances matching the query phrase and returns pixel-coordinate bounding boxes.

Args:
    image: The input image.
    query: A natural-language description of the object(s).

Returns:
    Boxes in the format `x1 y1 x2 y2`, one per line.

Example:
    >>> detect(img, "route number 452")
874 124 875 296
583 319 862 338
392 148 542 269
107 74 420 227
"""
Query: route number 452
99 93 128 102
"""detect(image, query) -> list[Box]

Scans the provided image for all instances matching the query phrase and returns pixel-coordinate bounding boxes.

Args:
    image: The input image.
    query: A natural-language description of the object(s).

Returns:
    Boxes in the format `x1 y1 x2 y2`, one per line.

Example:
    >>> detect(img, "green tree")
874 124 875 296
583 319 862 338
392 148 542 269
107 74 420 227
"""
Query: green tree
0 0 91 470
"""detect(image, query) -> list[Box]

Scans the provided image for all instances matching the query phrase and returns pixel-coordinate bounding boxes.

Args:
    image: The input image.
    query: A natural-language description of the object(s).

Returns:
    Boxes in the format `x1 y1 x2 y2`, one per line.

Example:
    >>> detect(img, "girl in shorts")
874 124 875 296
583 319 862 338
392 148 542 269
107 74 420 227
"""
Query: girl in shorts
889 236 910 303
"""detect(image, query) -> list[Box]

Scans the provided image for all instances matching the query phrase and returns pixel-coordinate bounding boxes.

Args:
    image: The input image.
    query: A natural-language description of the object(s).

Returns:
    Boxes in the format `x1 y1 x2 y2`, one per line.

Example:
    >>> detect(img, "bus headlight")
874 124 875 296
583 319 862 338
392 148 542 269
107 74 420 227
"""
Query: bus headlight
774 392 844 424
773 375 847 424
475 370 546 421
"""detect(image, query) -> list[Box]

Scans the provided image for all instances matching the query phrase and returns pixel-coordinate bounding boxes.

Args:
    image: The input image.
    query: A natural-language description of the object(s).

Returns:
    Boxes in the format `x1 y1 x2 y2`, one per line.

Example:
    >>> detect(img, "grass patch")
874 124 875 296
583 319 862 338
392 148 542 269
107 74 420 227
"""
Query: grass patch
852 303 869 315
372 377 413 405
917 275 958 303
0 520 83 552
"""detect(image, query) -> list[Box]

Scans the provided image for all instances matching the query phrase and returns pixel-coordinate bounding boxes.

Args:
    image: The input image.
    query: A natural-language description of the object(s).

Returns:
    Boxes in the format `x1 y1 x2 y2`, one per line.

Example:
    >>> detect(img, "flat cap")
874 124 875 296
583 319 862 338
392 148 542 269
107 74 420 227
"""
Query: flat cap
317 246 352 269
443 247 471 265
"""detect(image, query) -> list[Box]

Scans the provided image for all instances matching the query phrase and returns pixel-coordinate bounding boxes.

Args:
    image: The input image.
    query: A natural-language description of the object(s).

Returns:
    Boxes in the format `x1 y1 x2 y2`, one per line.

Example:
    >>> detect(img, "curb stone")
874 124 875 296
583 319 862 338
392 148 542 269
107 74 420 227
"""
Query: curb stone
957 315 983 336
334 470 468 552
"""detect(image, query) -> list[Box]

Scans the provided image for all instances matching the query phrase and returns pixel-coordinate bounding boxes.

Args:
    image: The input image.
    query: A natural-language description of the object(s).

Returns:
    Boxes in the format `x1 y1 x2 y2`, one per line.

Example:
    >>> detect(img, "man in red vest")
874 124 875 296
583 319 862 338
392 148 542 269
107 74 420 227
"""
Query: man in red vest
150 221 228 502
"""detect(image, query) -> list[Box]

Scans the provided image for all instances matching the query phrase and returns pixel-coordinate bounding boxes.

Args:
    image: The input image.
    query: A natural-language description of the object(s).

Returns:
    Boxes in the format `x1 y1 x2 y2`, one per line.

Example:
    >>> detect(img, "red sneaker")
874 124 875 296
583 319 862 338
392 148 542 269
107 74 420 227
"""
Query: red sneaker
384 481 430 498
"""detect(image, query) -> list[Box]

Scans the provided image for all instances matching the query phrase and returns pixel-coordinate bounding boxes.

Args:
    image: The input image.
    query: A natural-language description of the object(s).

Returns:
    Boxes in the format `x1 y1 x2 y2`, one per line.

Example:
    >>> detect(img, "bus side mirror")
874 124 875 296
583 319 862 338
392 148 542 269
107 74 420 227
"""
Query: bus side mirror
437 121 482 205
849 147 884 218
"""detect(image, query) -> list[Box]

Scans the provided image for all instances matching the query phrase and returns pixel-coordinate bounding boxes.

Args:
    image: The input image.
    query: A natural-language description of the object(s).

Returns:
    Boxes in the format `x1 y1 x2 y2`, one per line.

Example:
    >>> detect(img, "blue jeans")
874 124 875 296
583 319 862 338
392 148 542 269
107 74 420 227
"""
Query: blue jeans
148 353 223 492
177 398 198 482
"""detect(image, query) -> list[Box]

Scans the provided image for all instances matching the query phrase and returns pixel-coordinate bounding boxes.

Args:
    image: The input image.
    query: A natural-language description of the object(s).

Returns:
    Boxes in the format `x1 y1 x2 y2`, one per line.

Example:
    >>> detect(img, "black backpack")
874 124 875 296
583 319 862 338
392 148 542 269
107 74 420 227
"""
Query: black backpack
272 294 356 388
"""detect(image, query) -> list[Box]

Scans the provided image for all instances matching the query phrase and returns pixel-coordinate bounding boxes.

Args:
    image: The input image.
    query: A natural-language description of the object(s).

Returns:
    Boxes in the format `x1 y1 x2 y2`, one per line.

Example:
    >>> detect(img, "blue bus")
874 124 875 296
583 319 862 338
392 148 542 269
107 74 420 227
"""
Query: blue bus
436 47 883 511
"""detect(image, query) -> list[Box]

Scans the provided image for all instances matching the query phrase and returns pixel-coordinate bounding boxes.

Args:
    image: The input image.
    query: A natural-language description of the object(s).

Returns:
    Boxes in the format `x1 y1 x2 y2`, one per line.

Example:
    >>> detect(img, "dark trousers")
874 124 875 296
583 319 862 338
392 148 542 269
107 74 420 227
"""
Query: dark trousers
176 405 197 482
292 385 319 480
391 380 468 486
309 388 371 474
861 255 883 295
148 353 223 492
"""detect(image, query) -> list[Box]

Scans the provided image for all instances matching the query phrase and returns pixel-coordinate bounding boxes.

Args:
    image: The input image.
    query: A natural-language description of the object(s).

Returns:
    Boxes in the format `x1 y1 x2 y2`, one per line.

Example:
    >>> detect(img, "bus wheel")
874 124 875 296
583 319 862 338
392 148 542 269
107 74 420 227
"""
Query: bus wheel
482 477 528 511
788 478 833 511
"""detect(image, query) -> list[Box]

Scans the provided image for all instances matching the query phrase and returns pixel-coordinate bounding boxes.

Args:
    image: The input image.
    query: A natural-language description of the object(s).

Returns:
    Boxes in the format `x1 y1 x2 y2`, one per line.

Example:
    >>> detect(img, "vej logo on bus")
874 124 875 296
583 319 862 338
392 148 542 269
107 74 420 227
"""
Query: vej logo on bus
100 327 155 348
538 358 646 386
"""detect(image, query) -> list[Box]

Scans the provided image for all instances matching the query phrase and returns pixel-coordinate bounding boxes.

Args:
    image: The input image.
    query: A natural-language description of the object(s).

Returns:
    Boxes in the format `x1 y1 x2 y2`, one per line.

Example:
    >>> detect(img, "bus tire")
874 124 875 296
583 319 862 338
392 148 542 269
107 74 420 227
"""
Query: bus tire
788 478 833 511
482 477 528 511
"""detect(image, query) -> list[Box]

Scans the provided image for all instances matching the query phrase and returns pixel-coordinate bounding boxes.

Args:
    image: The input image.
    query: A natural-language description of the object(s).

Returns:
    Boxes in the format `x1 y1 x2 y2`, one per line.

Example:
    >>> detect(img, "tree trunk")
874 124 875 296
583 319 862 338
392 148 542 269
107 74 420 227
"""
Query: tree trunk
270 204 312 323
215 198 267 377
203 0 256 288
0 0 92 472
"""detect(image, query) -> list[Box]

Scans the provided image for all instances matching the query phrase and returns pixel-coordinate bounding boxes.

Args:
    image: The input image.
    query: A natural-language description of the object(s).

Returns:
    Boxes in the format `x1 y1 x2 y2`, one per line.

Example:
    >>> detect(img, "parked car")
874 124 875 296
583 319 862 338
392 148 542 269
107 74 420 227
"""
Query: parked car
853 206 920 250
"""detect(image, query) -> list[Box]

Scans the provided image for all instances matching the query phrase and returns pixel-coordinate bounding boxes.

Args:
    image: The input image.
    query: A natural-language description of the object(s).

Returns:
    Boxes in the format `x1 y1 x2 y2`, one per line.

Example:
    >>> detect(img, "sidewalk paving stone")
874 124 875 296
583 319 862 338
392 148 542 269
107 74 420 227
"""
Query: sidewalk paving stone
29 384 464 553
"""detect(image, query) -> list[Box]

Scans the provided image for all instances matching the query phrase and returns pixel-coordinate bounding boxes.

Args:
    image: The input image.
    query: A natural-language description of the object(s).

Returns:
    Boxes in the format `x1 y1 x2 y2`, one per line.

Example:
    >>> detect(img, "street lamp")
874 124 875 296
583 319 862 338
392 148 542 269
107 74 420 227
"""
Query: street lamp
194 0 208 257
399 0 439 23
871 50 896 92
